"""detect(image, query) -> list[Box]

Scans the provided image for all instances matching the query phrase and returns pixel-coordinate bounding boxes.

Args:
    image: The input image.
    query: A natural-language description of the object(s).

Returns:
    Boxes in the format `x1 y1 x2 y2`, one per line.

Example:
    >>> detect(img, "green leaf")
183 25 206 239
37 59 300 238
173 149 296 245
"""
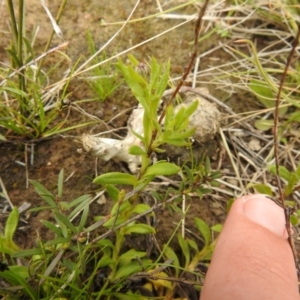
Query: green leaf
249 79 274 108
210 171 221 180
0 266 37 298
143 113 152 149
0 134 7 141
103 215 125 228
150 57 161 91
1 265 29 280
13 248 44 258
178 234 190 268
210 180 221 187
97 238 115 248
131 129 145 144
197 187 212 195
117 61 148 111
57 169 64 198
163 245 179 278
284 200 294 207
164 127 195 141
127 54 139 67
23 37 35 58
4 207 19 241
68 195 92 219
211 224 223 233
29 206 55 213
178 100 198 125
54 218 70 238
131 203 152 215
1 86 27 98
94 172 138 186
194 217 210 246
249 80 287 115
143 161 180 177
124 223 155 235
269 165 290 181
163 138 191 147
295 164 300 179
63 259 77 271
111 200 131 215
78 203 89 232
183 165 193 181
289 110 300 122
195 189 203 199
30 180 56 207
187 239 198 252
290 214 298 226
97 254 115 269
204 157 211 174
248 183 273 196
118 249 147 266
58 201 69 211
6 49 21 66
164 103 174 129
7 265 30 279
285 173 299 197
155 59 170 99
0 207 20 255
67 194 92 208
254 119 274 131
106 184 120 202
40 220 64 237
114 260 152 279
54 212 77 234
128 145 146 155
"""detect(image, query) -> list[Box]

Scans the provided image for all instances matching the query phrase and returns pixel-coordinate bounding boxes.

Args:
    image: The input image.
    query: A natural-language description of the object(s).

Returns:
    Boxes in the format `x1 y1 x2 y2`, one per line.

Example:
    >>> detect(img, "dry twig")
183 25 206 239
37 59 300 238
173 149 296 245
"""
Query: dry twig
273 24 300 268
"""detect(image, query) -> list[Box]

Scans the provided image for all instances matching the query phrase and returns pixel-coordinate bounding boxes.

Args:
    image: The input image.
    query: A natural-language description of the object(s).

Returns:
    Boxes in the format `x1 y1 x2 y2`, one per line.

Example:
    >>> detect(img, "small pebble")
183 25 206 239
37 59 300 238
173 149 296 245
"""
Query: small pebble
248 138 261 151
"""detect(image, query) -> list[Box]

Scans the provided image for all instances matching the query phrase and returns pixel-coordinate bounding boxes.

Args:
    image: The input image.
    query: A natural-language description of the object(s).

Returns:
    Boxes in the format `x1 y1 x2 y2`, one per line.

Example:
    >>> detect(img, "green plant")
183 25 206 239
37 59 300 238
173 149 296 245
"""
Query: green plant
88 56 221 298
0 54 222 298
143 216 221 298
0 0 89 141
180 158 221 199
244 18 300 237
0 168 219 299
0 207 20 255
0 170 94 299
116 55 198 172
85 32 121 102
226 38 300 132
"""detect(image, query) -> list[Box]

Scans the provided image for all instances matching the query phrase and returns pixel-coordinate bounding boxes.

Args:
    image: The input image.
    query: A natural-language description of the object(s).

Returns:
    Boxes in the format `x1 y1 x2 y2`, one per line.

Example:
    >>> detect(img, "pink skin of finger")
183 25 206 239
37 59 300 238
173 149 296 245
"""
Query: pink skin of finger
200 194 299 300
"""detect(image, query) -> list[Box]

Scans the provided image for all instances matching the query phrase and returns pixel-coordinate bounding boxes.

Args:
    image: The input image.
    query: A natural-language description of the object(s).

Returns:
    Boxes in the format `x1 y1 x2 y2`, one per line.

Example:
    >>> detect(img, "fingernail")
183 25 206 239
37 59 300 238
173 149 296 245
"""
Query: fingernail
242 194 287 238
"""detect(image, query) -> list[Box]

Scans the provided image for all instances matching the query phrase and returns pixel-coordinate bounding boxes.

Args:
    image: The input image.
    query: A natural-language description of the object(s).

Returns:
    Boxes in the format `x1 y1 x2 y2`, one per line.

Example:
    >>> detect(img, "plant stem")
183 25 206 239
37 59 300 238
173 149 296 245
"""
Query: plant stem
17 0 28 119
6 0 18 46
147 0 210 155
273 24 300 269
17 0 24 68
